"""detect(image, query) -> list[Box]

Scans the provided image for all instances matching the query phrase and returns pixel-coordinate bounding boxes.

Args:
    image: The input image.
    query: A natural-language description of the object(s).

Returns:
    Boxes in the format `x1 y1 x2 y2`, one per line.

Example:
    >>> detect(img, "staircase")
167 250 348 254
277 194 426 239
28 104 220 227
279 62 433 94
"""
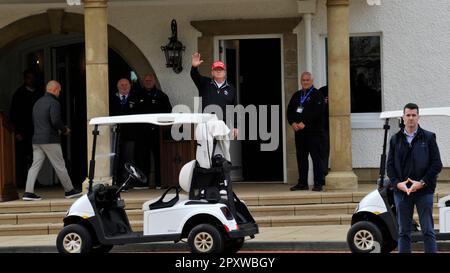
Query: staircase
0 189 447 236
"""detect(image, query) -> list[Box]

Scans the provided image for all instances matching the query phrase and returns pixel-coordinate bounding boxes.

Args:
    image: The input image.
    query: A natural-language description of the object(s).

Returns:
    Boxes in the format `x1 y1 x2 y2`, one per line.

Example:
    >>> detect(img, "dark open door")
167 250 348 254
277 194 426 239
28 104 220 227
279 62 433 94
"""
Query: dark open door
239 38 283 181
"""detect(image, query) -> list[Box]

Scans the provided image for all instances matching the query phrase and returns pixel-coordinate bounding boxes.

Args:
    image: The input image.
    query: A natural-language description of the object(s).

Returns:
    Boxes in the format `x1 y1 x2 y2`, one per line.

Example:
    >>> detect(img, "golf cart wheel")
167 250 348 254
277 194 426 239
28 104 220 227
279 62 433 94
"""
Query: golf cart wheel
57 224 93 253
188 224 224 253
224 237 245 253
347 221 383 253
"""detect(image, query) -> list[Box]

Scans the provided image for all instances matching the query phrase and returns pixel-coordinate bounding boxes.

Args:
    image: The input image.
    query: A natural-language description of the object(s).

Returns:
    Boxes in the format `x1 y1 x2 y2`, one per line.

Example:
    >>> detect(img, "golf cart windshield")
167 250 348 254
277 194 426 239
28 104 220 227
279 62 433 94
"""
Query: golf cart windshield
86 113 230 191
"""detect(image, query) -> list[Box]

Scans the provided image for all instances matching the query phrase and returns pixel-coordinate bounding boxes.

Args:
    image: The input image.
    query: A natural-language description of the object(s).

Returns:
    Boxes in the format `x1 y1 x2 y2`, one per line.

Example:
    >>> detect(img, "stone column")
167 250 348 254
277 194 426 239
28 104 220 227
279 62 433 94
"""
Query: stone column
297 0 316 73
83 0 111 191
296 0 317 186
325 0 358 190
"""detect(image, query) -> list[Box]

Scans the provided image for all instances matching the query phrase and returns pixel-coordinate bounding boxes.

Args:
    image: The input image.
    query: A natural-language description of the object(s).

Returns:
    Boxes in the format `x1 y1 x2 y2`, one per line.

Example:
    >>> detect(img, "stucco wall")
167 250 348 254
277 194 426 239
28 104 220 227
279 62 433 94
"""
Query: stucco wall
303 0 450 167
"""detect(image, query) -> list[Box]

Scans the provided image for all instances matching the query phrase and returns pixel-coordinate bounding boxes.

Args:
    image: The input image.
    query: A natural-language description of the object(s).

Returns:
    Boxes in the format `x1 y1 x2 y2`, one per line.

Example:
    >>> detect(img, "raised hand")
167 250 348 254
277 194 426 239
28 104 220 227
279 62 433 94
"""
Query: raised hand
192 52 204 67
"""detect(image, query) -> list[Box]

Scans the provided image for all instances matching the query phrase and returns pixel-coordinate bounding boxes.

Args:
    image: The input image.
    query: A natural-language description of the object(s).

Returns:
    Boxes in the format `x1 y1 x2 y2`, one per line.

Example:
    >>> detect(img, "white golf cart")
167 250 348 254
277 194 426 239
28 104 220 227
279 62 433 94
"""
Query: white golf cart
56 113 258 253
347 107 450 253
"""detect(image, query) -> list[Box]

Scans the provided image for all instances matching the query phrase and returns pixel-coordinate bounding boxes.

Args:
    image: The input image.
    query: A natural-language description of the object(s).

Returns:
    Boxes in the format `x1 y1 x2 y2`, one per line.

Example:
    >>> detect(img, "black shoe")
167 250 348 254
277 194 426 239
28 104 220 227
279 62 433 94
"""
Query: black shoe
312 186 323 192
65 189 82 199
290 184 309 191
23 192 42 201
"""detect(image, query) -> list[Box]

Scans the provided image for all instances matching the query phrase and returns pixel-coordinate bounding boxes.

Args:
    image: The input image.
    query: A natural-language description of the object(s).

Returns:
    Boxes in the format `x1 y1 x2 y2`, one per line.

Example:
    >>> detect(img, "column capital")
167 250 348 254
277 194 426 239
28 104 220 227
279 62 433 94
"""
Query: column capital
326 0 349 7
83 0 108 8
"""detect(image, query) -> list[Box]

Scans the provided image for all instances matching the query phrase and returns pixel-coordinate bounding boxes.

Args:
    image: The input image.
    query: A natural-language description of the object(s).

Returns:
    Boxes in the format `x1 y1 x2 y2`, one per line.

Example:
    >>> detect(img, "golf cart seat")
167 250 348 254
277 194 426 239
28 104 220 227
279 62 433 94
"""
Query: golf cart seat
142 186 181 211
179 160 196 193
179 156 230 203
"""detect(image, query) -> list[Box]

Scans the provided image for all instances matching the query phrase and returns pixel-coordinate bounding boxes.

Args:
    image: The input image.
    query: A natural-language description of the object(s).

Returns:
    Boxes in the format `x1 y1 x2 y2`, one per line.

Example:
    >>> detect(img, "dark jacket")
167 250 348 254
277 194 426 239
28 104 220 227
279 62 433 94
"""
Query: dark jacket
287 87 325 134
190 66 237 128
318 85 329 132
109 91 140 116
387 126 442 194
135 87 172 115
9 85 43 140
109 91 140 141
135 87 172 140
32 93 67 144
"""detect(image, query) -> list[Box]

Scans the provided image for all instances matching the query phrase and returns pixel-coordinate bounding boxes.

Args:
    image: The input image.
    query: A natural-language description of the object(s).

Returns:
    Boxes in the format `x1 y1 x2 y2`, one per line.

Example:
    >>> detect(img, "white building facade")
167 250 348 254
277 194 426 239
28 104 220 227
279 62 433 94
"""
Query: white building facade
0 0 449 186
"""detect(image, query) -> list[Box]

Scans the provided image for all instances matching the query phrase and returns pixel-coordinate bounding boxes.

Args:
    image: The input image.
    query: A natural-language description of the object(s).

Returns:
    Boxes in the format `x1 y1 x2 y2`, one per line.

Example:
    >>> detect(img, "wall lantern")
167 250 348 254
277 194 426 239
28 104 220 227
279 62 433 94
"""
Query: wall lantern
161 19 185 74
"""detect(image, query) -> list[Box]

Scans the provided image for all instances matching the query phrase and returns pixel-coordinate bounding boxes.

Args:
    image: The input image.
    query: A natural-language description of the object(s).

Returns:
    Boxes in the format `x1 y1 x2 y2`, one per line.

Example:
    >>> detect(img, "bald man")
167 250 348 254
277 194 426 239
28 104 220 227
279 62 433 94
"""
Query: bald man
22 80 81 201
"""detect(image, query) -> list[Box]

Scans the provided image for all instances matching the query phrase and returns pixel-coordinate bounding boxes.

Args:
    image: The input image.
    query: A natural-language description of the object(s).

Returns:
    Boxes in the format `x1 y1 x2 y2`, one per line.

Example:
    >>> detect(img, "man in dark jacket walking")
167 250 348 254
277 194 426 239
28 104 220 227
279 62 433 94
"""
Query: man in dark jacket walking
287 72 325 191
387 103 442 253
22 80 81 201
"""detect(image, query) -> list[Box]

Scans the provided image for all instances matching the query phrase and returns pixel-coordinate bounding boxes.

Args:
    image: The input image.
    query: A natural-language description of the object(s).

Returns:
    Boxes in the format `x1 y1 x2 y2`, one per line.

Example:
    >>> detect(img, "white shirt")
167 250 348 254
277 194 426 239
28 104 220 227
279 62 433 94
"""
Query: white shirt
403 128 418 144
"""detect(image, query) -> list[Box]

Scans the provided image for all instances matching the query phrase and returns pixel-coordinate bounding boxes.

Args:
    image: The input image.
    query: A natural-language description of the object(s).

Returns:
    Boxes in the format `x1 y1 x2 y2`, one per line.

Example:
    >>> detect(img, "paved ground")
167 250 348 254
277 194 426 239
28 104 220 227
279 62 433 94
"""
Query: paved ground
0 225 351 252
1 224 450 253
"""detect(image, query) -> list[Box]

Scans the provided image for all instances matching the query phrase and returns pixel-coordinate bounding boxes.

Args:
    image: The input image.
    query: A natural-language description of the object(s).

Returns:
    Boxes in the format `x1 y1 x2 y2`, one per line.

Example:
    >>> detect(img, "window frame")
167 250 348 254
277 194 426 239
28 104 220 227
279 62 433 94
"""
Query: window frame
320 32 383 129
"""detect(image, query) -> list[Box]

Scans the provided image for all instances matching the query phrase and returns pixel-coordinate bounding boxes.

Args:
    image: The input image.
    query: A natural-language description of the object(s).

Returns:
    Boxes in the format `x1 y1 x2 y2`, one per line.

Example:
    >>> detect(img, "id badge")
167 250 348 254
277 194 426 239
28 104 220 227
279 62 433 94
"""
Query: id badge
296 106 303 113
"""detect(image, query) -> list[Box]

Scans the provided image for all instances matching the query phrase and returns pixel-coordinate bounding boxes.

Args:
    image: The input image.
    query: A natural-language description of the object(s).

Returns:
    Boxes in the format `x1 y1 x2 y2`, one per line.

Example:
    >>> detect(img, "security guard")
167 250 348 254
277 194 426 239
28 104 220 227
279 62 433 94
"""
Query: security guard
190 52 238 138
134 73 172 189
287 72 326 191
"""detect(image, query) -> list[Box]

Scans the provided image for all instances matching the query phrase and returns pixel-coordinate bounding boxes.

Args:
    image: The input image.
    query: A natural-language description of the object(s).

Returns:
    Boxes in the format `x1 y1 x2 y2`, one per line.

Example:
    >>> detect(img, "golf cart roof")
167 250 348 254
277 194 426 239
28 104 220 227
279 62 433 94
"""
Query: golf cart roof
379 107 450 119
89 113 218 126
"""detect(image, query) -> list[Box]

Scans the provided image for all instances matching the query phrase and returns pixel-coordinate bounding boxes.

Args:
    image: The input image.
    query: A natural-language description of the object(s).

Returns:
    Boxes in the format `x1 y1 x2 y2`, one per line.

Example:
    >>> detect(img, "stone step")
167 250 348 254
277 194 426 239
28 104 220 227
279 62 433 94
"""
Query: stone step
0 200 444 227
0 203 355 225
2 191 449 215
0 213 441 236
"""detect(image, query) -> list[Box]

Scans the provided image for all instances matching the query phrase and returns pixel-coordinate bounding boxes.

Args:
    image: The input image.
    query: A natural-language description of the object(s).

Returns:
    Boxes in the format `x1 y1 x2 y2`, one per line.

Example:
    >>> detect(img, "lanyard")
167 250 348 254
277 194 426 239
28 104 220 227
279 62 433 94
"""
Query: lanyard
300 86 314 106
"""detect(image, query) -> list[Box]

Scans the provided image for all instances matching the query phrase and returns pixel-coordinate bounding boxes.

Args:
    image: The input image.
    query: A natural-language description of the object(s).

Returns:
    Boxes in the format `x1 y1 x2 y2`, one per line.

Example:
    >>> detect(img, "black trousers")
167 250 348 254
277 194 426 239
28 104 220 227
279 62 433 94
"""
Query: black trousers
295 131 325 187
322 129 330 177
135 127 161 187
15 138 33 188
117 140 135 186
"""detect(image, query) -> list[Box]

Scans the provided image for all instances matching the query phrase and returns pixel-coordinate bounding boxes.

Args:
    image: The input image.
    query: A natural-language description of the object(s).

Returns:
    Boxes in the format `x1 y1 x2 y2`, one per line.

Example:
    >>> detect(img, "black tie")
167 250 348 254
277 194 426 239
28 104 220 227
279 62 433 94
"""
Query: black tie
121 95 126 104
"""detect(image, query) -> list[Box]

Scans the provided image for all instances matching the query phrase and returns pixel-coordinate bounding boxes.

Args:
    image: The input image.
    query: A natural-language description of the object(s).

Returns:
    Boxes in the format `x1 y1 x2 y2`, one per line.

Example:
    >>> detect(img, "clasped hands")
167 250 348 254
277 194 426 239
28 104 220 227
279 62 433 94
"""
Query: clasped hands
292 122 305 132
397 178 424 195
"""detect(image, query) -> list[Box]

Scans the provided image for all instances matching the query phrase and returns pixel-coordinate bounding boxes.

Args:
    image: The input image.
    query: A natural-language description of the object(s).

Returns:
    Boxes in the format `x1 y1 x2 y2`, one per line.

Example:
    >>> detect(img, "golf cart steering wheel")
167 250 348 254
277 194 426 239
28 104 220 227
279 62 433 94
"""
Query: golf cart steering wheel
124 163 147 184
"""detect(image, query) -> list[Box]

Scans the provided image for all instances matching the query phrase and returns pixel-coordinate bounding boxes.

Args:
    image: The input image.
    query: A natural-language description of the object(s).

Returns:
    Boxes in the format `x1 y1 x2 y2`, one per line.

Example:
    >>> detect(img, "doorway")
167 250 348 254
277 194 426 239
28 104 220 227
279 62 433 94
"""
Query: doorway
53 43 87 187
215 36 285 182
12 38 135 188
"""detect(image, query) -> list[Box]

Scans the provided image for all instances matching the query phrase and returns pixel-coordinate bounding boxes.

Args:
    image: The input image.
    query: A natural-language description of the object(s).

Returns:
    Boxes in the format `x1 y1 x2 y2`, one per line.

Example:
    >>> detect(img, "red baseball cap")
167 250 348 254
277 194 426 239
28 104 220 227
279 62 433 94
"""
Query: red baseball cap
211 60 226 70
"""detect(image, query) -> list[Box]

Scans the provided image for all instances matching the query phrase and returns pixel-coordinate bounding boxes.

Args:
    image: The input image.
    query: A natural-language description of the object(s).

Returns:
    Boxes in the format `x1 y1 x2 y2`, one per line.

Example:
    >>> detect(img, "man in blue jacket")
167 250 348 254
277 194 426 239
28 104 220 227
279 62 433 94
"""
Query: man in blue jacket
387 103 442 253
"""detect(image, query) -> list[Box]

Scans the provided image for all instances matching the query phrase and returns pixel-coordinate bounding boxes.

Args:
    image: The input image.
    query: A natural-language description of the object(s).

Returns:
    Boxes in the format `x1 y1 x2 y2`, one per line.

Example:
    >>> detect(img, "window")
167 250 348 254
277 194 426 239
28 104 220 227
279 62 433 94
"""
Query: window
350 36 381 113
325 35 382 113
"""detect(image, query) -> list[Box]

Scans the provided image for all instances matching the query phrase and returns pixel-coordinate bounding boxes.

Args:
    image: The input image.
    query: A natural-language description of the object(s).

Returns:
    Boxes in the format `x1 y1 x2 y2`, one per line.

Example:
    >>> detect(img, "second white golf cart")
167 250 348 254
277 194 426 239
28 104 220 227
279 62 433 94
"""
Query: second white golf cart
56 113 258 253
347 107 450 253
